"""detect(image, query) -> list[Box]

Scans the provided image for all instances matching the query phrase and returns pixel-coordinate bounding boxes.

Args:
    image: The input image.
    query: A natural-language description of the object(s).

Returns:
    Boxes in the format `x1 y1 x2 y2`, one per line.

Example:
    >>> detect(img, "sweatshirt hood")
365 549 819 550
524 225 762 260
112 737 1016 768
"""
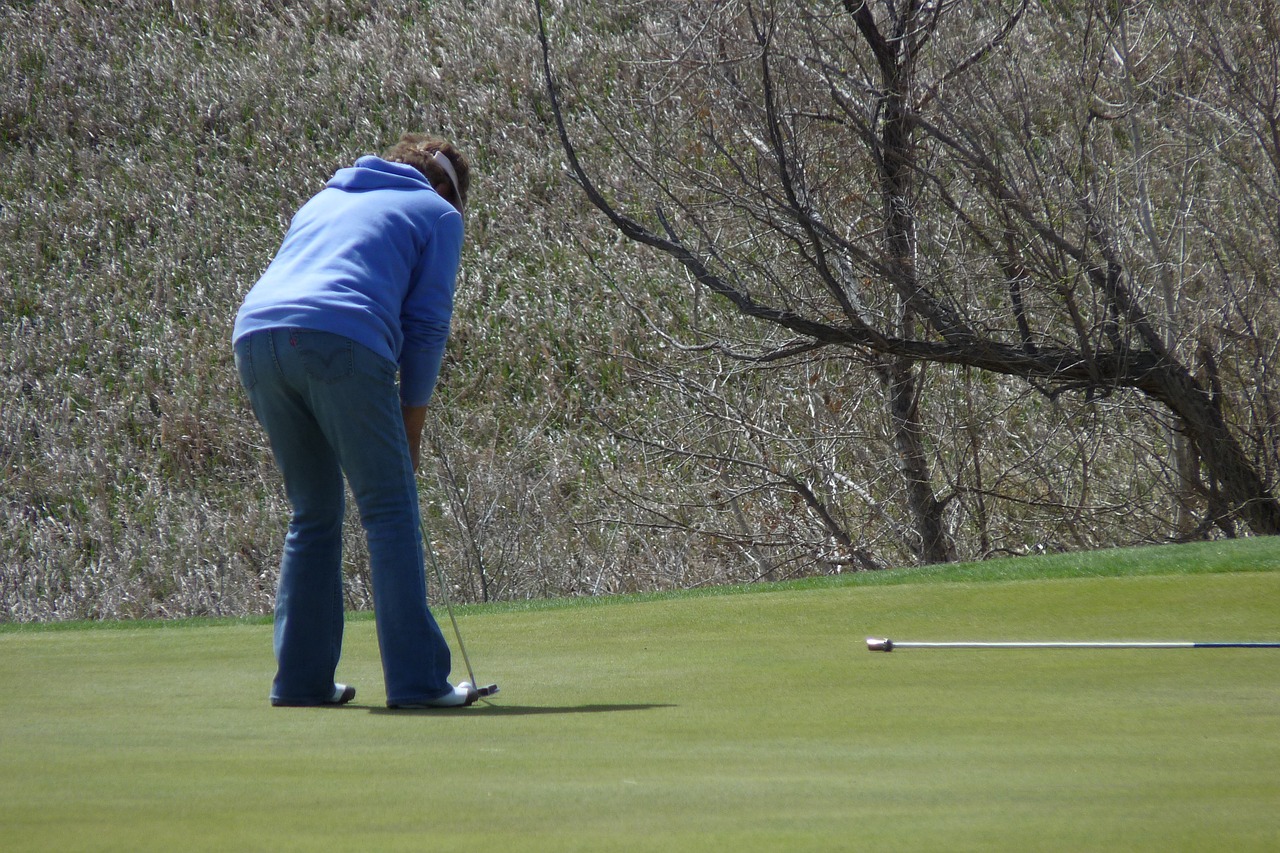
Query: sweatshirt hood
325 155 433 192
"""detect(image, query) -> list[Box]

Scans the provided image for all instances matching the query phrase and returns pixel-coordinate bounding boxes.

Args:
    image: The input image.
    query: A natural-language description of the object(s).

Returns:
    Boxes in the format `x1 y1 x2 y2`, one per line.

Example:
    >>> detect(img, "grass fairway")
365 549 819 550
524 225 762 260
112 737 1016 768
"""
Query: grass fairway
2 543 1279 851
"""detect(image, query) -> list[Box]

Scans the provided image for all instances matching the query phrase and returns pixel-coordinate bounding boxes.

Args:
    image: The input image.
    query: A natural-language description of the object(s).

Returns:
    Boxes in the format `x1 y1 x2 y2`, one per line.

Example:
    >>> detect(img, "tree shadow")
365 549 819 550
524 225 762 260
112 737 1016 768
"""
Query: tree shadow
368 703 675 716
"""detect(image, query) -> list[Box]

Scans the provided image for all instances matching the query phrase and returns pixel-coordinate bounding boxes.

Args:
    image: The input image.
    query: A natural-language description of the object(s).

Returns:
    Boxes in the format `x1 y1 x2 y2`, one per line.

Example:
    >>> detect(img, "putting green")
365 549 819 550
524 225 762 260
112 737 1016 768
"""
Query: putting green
2 569 1278 851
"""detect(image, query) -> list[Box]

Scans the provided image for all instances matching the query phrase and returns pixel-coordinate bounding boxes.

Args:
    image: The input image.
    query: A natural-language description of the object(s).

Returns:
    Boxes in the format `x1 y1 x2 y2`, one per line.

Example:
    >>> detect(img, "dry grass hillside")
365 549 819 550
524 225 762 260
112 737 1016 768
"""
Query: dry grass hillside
2 1 699 620
5 1 1278 621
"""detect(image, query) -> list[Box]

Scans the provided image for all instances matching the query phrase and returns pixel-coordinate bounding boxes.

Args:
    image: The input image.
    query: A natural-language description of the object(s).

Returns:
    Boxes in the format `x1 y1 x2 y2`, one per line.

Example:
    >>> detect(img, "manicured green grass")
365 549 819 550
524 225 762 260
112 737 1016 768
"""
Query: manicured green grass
2 542 1279 851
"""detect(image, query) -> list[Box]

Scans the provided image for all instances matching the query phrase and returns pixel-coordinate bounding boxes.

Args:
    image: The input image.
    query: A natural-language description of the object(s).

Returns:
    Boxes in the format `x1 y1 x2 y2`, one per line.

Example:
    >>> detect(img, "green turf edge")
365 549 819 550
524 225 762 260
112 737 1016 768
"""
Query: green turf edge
5 536 1278 633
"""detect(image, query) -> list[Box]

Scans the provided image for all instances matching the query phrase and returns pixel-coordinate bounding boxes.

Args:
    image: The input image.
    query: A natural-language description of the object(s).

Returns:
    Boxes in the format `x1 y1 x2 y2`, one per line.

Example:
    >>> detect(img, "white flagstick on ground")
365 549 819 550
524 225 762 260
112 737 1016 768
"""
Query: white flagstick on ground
867 638 1280 652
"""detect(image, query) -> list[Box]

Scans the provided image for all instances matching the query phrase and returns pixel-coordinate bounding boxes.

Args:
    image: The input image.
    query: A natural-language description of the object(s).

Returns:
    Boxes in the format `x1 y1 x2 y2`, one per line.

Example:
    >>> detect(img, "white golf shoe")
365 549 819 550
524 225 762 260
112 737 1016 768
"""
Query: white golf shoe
388 682 478 709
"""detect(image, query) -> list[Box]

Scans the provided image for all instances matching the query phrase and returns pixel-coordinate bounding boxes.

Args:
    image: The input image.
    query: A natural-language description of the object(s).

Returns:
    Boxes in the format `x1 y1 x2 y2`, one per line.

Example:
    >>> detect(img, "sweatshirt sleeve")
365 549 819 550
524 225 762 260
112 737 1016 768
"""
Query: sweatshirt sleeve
398 209 464 406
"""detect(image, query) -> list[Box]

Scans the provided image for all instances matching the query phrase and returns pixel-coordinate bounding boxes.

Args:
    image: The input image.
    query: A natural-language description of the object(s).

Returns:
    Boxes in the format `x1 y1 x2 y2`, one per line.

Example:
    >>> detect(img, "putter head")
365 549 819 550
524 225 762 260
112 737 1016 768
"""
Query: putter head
457 683 498 706
866 637 895 652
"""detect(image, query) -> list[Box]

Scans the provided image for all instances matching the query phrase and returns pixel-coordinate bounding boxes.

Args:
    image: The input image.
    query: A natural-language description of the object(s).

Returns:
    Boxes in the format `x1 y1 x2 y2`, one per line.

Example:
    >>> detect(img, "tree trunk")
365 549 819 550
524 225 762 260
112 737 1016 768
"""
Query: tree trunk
1142 366 1280 535
879 355 956 563
861 2 957 562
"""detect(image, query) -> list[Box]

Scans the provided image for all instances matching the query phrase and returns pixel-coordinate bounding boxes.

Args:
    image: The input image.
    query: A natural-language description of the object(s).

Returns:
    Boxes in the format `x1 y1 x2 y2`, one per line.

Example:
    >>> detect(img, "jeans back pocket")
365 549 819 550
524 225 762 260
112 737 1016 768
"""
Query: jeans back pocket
295 331 355 384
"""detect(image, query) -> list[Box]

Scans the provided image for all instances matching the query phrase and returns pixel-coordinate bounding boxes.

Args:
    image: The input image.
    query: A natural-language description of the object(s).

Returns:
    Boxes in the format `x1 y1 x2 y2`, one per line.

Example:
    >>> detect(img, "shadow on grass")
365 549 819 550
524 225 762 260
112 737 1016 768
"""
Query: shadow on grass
367 703 676 716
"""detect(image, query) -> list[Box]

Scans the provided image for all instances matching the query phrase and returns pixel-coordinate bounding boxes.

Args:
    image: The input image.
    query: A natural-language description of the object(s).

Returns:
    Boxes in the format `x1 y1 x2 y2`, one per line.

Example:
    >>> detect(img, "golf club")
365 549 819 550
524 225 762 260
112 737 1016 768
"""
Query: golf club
868 637 1280 652
421 518 498 703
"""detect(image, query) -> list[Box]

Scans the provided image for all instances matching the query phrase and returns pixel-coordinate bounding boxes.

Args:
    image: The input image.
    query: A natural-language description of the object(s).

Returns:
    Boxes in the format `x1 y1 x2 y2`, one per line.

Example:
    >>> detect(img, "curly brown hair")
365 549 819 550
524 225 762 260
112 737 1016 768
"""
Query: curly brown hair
382 133 470 210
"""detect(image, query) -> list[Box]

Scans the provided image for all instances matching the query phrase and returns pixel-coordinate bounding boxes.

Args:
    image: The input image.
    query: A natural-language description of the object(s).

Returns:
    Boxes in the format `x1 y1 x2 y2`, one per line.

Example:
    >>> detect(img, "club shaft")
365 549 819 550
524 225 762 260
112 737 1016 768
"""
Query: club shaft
422 520 478 687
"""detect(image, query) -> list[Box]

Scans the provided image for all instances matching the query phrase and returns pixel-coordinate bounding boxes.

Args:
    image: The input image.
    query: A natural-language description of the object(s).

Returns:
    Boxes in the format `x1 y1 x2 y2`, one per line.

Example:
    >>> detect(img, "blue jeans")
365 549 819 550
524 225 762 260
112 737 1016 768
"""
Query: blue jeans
234 328 454 705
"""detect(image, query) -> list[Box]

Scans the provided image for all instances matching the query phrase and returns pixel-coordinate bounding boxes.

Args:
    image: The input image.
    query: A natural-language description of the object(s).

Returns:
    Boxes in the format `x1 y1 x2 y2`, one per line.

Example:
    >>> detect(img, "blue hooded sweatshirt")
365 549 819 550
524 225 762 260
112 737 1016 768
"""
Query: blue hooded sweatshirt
233 156 463 406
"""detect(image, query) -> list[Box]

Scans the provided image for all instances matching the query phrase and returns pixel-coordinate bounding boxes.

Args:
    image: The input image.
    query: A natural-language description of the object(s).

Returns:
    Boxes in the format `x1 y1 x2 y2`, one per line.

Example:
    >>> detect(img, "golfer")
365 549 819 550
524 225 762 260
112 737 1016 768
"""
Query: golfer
232 133 478 708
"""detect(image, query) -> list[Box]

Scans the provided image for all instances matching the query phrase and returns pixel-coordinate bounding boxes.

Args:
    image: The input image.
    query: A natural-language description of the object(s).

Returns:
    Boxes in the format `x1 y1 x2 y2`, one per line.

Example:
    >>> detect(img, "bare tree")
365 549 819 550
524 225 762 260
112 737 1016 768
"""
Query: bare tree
537 0 1280 546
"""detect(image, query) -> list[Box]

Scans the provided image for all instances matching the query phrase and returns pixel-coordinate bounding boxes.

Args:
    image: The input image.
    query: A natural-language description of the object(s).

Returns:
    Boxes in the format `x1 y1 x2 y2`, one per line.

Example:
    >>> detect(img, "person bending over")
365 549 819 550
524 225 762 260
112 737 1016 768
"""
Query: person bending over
233 133 478 709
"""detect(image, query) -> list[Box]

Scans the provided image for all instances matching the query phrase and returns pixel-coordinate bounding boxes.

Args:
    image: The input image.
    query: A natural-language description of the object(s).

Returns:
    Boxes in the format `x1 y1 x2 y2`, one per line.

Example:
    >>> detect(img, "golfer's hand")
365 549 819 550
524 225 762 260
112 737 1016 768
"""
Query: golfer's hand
401 404 428 472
